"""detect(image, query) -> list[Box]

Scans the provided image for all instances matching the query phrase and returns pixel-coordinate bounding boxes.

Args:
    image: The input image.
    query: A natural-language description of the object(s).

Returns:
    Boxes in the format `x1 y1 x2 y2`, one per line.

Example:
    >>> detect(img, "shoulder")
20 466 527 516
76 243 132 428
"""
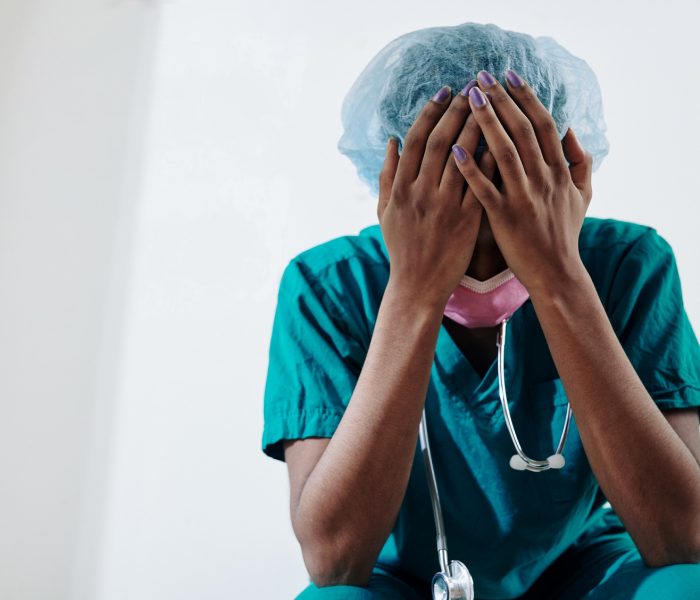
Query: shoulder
280 224 389 299
288 223 387 273
578 217 681 316
579 217 676 282
579 216 660 252
275 225 389 341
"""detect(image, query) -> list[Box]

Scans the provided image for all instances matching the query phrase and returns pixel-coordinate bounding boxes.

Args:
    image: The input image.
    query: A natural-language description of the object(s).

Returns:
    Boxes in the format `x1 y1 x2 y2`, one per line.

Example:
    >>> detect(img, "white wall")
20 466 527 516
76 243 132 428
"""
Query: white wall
0 1 157 599
1 1 698 599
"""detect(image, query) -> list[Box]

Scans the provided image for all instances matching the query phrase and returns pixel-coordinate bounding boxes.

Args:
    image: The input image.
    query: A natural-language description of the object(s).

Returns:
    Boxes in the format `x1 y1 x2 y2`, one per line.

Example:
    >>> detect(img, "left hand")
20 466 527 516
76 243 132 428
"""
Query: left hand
451 68 593 294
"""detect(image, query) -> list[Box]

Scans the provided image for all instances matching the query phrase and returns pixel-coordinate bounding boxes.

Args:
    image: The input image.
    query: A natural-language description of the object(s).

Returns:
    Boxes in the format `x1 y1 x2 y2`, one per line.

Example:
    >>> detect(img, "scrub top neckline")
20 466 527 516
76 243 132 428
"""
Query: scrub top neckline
435 304 523 405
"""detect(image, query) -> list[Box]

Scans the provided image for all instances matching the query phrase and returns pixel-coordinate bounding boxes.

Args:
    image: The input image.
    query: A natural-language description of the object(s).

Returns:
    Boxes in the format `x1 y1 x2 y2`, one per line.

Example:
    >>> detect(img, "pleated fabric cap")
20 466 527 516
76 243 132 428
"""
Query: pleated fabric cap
337 22 609 198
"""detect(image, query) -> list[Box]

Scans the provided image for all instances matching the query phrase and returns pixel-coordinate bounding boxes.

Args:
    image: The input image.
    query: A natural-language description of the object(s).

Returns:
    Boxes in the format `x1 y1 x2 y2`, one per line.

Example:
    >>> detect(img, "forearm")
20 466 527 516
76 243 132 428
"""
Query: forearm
529 262 700 565
294 278 444 584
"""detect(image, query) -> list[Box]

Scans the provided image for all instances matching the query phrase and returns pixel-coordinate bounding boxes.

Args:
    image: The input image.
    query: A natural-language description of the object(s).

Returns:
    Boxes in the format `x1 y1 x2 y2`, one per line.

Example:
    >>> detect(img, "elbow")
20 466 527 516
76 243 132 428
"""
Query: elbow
674 531 700 565
295 524 374 587
642 547 700 568
301 535 374 587
303 548 374 588
641 526 700 567
291 501 379 587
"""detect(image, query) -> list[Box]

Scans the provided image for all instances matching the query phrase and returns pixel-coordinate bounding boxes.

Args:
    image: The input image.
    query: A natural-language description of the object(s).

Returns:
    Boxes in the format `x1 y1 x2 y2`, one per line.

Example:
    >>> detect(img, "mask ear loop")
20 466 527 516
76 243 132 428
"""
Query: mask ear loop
496 318 572 472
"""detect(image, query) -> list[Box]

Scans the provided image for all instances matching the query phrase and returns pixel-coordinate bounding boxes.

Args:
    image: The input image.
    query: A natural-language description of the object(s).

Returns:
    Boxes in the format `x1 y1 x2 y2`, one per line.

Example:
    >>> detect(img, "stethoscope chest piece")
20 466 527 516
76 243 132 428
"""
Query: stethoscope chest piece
432 560 474 600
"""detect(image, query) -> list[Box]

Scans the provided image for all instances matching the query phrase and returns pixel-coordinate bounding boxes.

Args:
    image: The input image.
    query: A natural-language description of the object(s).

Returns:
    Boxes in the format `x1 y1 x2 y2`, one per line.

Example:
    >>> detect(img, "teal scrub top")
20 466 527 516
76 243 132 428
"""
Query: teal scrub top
261 217 700 599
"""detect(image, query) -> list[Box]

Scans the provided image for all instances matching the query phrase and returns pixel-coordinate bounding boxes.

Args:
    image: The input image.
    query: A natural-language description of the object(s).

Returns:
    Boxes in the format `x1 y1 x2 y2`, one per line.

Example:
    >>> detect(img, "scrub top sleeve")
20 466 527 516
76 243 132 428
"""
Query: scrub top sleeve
261 258 365 462
606 228 700 410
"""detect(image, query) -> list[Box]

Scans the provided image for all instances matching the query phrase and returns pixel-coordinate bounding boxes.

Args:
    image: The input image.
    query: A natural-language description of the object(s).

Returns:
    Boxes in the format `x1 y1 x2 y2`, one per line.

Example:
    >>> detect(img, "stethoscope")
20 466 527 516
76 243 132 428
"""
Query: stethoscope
419 317 573 600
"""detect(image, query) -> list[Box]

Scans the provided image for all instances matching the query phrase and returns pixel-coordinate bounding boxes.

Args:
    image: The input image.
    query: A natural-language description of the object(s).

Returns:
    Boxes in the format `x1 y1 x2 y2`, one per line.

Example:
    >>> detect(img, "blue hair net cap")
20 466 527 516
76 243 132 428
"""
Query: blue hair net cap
337 22 609 198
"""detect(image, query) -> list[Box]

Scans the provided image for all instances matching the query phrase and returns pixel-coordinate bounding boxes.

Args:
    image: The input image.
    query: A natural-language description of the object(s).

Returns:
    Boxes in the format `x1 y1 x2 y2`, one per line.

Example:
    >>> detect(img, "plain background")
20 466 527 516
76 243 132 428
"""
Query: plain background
1 1 698 599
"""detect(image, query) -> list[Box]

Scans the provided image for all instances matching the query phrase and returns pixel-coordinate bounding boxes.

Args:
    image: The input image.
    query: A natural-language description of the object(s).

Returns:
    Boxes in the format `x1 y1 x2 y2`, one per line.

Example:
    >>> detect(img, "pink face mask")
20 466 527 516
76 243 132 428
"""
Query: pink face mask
443 268 530 329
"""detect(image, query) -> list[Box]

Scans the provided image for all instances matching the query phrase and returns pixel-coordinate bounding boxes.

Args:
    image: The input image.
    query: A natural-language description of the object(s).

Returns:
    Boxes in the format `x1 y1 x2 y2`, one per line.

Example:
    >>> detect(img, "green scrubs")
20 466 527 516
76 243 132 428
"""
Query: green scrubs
262 217 700 599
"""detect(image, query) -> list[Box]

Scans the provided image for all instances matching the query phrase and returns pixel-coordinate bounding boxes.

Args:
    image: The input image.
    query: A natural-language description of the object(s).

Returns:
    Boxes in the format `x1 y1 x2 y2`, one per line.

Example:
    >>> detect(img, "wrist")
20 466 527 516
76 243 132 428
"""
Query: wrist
526 259 593 306
383 277 447 322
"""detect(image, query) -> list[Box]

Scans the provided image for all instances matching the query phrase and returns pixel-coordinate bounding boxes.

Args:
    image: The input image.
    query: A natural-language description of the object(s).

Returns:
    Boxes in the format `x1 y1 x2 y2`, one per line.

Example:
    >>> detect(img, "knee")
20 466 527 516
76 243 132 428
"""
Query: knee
295 581 372 599
636 561 700 599
294 569 424 600
588 555 700 600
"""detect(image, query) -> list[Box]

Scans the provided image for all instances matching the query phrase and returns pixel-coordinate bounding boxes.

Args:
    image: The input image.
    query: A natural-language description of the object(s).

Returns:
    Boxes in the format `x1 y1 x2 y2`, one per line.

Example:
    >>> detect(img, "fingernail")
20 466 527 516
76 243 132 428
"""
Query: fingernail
460 79 478 97
452 144 468 163
477 70 496 86
431 85 451 103
505 69 524 88
469 86 487 108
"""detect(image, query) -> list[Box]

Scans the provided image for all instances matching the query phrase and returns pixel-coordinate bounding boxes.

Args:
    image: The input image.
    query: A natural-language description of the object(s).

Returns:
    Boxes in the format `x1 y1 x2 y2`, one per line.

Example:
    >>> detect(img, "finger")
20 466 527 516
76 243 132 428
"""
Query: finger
377 137 398 220
439 109 484 195
451 145 501 211
419 80 477 189
562 128 593 203
393 85 453 187
467 86 528 195
462 148 498 210
503 68 568 170
473 70 546 179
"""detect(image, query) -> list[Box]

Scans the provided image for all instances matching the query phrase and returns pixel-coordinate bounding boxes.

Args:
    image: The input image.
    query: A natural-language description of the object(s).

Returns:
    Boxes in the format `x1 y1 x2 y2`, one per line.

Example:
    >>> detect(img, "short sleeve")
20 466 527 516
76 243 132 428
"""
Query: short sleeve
261 258 367 461
606 228 700 409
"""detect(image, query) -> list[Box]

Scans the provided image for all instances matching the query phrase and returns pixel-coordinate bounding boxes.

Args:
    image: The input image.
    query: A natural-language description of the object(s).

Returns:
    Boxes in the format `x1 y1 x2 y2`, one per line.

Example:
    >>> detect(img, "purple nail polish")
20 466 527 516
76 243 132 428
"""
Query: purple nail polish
477 70 496 86
452 144 468 163
460 79 478 97
469 86 486 108
432 85 451 103
505 69 524 88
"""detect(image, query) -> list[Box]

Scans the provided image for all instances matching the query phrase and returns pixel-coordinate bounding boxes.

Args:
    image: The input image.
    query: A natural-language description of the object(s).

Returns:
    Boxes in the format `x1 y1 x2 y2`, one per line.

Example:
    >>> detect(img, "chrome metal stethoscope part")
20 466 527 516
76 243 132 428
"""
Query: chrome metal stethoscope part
419 412 475 600
431 560 474 600
420 316 573 598
496 318 572 472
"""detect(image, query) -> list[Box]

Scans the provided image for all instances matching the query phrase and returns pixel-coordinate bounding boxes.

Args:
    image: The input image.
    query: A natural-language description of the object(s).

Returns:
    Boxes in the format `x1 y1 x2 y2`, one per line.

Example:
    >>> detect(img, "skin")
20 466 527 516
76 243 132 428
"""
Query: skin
283 70 700 587
454 72 700 568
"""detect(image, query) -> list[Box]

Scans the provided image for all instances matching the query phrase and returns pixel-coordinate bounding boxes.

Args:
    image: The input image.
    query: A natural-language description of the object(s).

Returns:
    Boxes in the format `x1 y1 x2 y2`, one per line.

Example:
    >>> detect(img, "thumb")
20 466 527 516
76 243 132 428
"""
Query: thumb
377 137 399 221
562 128 592 202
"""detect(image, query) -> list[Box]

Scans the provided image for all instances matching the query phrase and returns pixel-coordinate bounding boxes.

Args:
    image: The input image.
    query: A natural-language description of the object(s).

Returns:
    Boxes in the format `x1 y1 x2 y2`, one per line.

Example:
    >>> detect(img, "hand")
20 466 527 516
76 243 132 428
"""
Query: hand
378 84 498 309
451 69 594 295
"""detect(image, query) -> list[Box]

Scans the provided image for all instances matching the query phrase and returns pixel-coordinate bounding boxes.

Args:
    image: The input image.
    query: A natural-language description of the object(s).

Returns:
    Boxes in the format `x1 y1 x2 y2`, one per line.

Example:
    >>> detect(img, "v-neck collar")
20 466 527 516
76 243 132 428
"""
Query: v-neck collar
434 303 525 408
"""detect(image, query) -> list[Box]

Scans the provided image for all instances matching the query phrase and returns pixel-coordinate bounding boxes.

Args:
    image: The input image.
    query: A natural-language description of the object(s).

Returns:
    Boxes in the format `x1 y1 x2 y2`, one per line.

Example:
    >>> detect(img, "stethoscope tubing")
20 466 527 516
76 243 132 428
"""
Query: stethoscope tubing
421 316 573 597
496 319 573 472
419 408 450 574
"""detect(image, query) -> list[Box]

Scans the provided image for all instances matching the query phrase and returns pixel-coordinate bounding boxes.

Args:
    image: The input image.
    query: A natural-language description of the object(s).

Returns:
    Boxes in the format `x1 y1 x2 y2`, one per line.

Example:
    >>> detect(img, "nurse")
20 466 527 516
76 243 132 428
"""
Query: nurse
262 23 700 599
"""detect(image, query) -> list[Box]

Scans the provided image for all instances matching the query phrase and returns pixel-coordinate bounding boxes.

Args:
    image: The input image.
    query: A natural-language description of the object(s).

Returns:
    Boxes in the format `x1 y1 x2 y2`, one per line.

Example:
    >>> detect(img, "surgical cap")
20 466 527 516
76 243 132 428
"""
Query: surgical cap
337 22 609 198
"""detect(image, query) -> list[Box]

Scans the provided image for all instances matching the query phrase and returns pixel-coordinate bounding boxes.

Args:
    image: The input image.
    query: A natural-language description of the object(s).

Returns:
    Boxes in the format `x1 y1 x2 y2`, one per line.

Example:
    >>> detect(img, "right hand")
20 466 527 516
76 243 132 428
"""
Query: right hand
378 84 498 309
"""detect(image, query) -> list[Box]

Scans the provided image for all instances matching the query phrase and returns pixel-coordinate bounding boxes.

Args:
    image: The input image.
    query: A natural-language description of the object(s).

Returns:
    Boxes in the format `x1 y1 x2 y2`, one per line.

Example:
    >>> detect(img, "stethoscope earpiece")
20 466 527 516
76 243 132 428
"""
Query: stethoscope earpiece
509 452 566 472
547 453 566 469
509 454 528 471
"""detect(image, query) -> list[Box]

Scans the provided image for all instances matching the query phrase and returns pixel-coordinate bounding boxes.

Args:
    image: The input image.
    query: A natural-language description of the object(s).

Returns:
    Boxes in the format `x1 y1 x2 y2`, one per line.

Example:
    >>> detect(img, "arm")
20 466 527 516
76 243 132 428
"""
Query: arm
454 68 700 566
662 407 700 467
283 83 498 587
528 264 700 566
285 283 443 587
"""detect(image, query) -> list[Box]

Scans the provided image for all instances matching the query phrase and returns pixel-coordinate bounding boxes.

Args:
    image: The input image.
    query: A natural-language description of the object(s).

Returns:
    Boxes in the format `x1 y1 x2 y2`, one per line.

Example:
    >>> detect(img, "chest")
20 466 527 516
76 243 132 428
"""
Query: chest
442 316 499 379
